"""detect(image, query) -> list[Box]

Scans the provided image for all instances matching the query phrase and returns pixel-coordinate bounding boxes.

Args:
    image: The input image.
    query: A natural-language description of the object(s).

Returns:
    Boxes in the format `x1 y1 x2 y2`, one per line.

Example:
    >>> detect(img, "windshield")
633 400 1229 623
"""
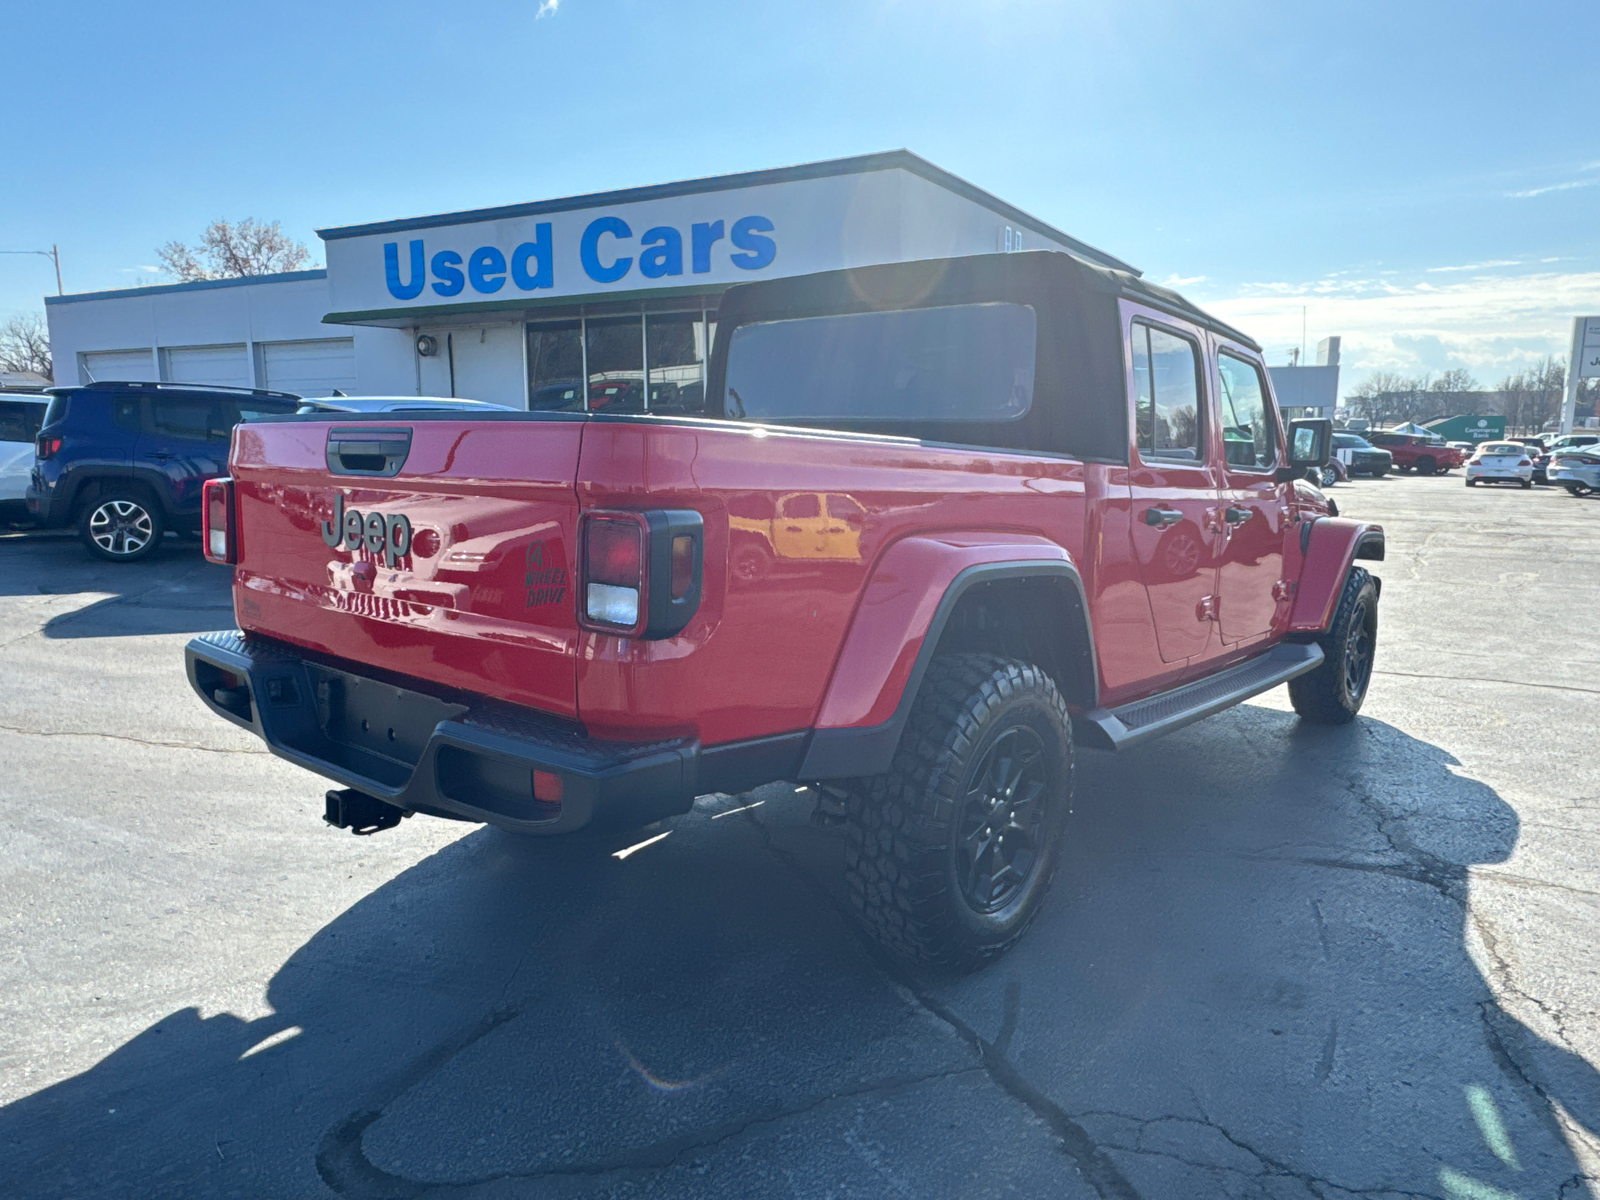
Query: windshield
723 302 1037 423
1480 444 1524 455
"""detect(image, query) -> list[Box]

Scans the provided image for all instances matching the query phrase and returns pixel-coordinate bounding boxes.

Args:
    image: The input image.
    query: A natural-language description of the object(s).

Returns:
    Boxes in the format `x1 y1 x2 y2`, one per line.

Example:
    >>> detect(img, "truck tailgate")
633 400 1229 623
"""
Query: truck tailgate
230 416 582 717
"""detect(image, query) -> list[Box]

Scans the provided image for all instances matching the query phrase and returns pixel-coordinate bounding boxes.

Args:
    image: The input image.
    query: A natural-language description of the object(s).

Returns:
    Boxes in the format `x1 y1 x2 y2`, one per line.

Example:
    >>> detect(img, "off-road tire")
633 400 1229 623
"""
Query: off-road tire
1289 567 1378 725
78 486 165 563
843 655 1073 971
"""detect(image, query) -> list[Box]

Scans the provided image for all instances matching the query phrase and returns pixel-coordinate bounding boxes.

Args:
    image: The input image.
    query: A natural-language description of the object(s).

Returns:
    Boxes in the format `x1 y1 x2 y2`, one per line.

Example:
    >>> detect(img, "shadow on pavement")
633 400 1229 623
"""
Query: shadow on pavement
0 533 235 638
2 710 1597 1199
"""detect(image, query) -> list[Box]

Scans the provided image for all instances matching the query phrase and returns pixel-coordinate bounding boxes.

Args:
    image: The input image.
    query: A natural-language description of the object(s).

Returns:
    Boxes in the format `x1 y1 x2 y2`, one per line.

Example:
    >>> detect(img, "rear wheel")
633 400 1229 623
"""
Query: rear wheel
1566 483 1594 497
79 488 165 562
1521 479 1533 489
1465 478 1477 487
844 654 1073 970
1319 464 1337 488
1289 567 1378 726
1416 456 1437 475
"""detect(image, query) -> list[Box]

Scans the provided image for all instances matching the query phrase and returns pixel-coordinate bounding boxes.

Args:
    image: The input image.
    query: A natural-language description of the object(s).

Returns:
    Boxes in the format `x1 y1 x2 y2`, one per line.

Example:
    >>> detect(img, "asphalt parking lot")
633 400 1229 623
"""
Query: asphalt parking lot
1 475 1597 1200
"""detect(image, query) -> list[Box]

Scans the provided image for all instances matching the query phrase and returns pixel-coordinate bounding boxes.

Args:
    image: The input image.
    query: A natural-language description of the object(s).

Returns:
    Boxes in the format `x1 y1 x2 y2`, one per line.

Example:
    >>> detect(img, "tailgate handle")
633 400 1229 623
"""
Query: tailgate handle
327 427 411 477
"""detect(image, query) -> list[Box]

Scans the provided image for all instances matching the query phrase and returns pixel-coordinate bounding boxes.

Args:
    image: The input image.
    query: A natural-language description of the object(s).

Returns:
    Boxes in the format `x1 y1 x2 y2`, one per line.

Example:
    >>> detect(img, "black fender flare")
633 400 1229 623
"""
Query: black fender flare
797 559 1097 780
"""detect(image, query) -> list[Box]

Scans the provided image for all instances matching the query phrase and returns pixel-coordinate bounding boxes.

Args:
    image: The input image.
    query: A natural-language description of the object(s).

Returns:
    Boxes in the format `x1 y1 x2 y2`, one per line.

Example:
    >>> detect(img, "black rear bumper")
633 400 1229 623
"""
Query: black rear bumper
184 631 710 835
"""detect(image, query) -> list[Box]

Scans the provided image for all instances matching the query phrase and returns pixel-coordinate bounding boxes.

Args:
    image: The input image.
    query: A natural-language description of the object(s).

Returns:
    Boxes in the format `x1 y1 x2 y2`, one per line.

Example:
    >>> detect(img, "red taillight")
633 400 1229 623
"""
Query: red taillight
577 509 703 638
202 477 236 565
1518 459 1532 467
671 535 694 599
587 518 642 586
36 436 61 460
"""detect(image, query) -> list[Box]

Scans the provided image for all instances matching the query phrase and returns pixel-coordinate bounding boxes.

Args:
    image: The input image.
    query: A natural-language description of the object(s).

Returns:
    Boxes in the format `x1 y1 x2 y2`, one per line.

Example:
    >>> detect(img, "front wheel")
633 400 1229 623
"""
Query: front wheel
844 655 1073 970
79 488 165 562
1289 567 1378 726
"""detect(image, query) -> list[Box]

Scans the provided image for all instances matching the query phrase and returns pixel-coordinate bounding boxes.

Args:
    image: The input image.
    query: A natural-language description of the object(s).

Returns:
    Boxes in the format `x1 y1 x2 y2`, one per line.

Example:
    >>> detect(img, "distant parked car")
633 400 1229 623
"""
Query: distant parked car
1366 430 1466 474
0 392 49 521
1331 432 1392 478
1548 445 1600 497
1464 442 1534 488
27 381 301 561
294 396 516 414
1532 436 1600 484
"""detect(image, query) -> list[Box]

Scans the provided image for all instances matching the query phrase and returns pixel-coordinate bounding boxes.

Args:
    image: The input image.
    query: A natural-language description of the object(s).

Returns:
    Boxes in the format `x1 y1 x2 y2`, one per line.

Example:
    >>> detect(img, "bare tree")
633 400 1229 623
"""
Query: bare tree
0 312 52 382
1347 372 1423 426
158 218 311 281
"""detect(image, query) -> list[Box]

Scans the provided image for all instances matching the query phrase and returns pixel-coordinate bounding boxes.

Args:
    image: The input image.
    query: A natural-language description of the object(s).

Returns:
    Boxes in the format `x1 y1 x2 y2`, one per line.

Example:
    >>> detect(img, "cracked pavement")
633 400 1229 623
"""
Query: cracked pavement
1 475 1598 1199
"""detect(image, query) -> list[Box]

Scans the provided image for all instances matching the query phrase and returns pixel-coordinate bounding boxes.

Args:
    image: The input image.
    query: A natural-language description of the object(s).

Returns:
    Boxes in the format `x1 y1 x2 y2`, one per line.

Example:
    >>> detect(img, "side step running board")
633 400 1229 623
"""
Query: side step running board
1074 641 1324 751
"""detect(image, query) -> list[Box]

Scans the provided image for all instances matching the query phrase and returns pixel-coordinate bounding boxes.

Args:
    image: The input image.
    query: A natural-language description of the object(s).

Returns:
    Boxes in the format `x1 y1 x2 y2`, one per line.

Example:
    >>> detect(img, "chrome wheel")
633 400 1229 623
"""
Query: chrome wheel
954 726 1049 915
88 499 155 557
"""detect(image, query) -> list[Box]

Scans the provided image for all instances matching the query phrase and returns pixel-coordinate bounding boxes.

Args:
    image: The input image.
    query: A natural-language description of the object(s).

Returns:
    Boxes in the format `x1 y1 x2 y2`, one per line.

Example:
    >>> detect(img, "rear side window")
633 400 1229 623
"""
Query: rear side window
723 302 1037 423
111 396 141 432
151 397 215 441
1216 351 1278 470
1131 322 1202 461
0 401 46 443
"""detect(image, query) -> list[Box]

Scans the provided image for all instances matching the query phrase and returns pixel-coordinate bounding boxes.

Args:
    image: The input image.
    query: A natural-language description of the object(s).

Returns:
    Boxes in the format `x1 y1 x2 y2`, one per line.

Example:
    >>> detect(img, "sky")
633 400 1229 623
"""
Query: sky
5 0 1600 397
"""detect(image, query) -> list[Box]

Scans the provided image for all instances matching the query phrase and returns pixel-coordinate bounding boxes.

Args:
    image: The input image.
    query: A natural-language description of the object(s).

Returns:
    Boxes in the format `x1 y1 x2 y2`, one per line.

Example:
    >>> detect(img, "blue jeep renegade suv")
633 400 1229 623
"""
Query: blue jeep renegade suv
28 381 299 562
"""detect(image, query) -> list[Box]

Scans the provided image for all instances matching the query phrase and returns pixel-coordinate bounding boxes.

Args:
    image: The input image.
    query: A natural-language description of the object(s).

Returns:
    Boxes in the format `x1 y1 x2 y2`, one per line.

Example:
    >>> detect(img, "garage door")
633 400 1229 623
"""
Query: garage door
162 344 252 389
262 339 356 397
79 349 157 384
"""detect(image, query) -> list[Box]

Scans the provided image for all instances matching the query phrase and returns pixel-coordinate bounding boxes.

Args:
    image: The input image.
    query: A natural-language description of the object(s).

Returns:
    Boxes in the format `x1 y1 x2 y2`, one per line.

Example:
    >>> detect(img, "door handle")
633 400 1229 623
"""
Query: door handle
144 451 174 461
1143 506 1183 528
1224 506 1253 525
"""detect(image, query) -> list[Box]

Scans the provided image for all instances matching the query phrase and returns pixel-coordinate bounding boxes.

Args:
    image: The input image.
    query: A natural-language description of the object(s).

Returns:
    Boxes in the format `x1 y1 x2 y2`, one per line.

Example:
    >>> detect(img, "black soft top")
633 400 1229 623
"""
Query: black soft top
708 251 1257 464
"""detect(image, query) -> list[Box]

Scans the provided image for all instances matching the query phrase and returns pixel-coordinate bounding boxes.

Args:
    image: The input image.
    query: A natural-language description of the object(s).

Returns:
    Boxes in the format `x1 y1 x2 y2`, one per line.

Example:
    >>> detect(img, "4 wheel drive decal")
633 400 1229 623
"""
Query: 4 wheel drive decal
319 493 412 568
524 539 567 608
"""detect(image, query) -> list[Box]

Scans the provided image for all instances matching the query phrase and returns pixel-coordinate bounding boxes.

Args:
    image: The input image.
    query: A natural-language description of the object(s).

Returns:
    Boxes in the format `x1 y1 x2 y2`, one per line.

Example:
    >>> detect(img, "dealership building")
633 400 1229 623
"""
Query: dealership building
44 152 1140 407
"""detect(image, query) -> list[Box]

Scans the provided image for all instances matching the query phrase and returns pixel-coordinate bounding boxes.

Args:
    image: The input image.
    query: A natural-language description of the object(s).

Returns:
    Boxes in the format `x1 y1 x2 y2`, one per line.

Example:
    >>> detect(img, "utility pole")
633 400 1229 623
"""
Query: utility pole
0 246 63 295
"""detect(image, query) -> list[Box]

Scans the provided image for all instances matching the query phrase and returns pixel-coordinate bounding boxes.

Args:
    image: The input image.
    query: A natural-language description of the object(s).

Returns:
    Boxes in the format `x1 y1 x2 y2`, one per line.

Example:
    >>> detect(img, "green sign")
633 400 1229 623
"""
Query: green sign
1425 414 1506 442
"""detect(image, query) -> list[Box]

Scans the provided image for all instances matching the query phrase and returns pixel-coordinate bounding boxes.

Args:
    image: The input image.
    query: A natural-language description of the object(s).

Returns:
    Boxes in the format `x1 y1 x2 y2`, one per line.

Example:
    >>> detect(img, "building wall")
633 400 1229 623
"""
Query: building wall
44 272 414 397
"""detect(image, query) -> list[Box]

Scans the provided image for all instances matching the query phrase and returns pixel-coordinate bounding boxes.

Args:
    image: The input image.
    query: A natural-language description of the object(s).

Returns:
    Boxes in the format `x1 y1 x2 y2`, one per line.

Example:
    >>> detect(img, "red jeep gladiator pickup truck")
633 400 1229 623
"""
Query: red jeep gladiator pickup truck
187 252 1383 967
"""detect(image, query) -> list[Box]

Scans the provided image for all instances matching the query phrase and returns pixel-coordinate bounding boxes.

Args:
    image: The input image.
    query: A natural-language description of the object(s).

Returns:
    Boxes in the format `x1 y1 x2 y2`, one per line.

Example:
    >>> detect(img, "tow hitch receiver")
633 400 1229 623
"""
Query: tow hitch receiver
324 789 409 835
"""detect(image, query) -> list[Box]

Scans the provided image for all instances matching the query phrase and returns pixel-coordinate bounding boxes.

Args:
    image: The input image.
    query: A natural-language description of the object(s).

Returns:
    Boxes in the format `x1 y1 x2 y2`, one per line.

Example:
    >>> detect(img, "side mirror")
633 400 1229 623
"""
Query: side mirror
1287 418 1333 469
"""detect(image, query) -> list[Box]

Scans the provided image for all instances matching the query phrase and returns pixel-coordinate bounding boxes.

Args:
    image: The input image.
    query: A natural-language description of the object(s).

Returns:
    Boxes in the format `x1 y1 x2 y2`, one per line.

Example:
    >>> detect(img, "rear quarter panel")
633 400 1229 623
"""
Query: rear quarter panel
575 420 1089 744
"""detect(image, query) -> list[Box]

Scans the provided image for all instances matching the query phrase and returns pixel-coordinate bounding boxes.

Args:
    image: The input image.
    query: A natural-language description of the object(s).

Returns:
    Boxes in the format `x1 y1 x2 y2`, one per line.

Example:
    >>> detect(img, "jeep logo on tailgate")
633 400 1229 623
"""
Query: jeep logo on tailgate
320 493 412 567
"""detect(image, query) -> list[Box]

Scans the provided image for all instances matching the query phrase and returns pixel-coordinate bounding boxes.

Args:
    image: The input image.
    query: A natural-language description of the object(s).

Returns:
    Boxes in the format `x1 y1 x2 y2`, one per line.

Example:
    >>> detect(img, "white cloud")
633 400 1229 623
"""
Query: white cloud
536 0 559 15
1508 178 1599 199
117 265 161 274
1201 269 1600 385
1161 273 1205 287
1425 260 1520 273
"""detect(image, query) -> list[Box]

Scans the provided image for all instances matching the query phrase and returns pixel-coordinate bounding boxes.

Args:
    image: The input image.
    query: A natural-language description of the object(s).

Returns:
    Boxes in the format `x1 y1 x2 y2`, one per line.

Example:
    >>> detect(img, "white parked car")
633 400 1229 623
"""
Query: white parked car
1548 445 1600 497
0 393 49 518
1464 442 1534 488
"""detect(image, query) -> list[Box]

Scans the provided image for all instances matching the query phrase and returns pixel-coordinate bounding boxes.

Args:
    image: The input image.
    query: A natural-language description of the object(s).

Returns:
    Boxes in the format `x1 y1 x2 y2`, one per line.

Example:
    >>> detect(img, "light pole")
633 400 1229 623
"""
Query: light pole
0 245 63 295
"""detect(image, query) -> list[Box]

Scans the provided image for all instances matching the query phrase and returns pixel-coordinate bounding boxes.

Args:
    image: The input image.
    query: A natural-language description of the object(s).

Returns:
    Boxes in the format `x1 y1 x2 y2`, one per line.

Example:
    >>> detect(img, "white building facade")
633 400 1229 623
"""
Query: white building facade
45 152 1133 407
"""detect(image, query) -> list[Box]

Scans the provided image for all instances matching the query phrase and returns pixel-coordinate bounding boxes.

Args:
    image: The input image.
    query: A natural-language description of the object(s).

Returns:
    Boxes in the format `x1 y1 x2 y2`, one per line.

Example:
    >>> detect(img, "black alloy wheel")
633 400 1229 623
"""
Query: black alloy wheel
844 654 1073 969
952 726 1049 915
1289 567 1379 725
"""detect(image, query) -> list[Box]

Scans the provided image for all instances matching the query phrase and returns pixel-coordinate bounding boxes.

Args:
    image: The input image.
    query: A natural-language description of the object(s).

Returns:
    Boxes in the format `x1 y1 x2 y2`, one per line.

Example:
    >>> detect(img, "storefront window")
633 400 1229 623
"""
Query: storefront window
647 313 707 413
527 308 713 412
527 320 583 411
586 316 644 413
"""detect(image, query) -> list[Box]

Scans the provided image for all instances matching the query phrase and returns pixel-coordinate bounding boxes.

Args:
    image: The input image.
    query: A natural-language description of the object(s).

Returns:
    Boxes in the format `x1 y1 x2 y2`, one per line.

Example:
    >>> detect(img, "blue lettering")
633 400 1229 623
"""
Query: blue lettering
384 240 425 300
511 223 553 290
729 216 776 270
581 217 633 283
430 250 464 296
690 221 724 274
468 246 507 293
638 226 683 279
